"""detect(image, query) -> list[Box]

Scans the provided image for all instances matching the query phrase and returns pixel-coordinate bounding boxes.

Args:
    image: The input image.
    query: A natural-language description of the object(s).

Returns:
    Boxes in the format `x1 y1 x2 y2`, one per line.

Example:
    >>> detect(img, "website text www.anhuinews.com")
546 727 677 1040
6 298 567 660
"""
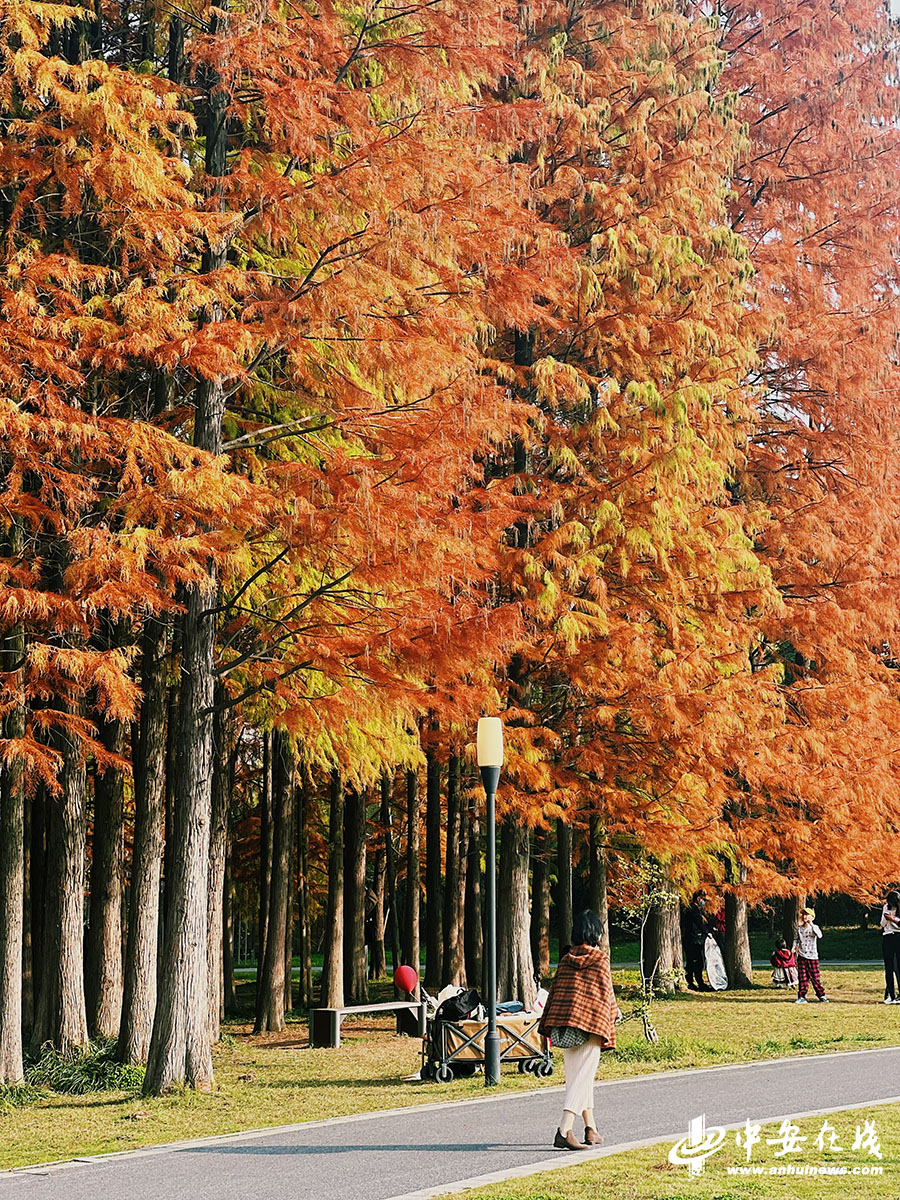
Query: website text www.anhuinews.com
727 1163 884 1177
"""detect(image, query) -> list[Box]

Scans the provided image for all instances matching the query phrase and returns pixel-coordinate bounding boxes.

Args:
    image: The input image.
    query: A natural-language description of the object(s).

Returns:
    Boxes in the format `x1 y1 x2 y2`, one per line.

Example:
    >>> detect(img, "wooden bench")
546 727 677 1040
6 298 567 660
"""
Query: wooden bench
309 1000 426 1048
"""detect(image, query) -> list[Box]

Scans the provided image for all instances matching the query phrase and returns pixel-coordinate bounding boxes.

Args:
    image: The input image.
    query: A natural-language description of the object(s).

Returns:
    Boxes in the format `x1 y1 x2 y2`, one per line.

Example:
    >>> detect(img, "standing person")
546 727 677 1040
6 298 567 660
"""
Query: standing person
682 891 711 991
880 890 900 1003
793 906 828 1003
538 910 619 1151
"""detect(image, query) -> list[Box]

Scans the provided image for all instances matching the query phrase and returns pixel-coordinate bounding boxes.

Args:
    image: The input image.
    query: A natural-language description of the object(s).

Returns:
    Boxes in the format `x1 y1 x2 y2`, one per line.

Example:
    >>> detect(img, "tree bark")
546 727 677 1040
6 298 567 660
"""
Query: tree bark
403 768 420 987
343 786 368 1004
27 788 48 1037
442 754 464 987
207 686 231 1043
588 816 610 954
283 782 294 1013
464 811 483 993
455 793 467 985
370 802 386 980
296 779 312 1007
255 730 294 1032
119 616 167 1064
642 885 682 995
87 718 126 1039
222 837 236 1014
143 65 227 1080
380 773 401 977
782 894 805 945
725 891 753 988
556 818 573 952
31 726 90 1054
257 729 273 980
497 817 536 1010
320 769 344 1008
530 825 550 979
0 619 25 1082
424 750 443 989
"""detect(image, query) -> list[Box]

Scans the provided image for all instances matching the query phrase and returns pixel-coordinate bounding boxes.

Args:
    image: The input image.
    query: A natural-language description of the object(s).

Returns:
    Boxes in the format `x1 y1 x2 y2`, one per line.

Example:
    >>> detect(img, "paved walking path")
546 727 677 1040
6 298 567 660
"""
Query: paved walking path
4 1047 900 1200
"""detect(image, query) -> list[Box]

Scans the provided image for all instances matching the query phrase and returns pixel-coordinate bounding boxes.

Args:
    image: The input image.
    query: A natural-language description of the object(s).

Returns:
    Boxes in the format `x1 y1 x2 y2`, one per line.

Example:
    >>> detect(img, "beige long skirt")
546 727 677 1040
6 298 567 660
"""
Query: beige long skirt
561 1036 604 1114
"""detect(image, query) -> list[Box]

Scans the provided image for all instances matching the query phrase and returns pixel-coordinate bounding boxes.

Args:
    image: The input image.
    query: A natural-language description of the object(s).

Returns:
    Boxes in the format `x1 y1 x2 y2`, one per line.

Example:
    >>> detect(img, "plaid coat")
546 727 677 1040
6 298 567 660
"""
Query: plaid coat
537 943 618 1050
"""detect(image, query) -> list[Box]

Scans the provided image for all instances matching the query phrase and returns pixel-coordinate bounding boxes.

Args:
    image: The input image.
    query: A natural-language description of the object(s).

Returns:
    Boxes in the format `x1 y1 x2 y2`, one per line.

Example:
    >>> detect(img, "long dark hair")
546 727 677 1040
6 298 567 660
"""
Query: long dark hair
886 890 900 911
572 909 604 948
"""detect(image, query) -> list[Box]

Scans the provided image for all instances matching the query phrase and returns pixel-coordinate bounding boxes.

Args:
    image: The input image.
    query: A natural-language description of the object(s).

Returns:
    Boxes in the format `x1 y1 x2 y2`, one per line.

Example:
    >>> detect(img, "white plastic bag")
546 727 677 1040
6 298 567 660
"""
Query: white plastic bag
704 935 728 990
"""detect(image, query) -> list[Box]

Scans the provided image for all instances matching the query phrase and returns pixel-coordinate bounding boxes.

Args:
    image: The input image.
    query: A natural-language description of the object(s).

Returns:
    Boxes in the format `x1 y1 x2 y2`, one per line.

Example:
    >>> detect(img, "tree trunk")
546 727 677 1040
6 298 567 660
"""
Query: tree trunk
296 779 312 1007
782 894 805 946
497 817 536 1010
403 768 420 987
161 682 178 943
424 750 442 989
119 616 167 1064
255 730 294 1032
343 786 368 1004
370 804 386 980
442 754 464 987
222 837 235 1014
143 75 227 1081
464 811 483 993
27 788 48 1037
22 783 33 1037
588 816 610 954
283 785 294 1013
641 886 682 995
31 727 90 1054
320 769 344 1008
725 891 753 988
87 718 126 1039
0 619 25 1082
257 729 273 982
556 818 573 952
455 794 467 985
207 686 231 1043
380 774 401 977
530 825 550 979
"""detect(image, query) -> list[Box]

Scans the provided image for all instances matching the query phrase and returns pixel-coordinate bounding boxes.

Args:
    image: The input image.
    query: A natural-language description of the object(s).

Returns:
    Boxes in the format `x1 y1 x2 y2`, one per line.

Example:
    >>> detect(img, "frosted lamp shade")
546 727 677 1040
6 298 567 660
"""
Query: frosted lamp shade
476 717 504 767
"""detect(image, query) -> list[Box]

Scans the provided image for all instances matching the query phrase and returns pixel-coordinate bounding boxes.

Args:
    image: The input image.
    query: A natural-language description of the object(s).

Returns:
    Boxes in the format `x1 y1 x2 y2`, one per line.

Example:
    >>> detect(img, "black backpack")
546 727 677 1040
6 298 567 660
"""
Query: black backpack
434 988 481 1023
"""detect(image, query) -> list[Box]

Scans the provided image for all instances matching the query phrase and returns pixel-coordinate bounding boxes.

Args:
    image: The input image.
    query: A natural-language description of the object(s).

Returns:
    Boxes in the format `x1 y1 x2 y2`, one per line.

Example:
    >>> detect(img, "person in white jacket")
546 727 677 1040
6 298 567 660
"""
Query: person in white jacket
880 891 900 1003
792 907 827 1003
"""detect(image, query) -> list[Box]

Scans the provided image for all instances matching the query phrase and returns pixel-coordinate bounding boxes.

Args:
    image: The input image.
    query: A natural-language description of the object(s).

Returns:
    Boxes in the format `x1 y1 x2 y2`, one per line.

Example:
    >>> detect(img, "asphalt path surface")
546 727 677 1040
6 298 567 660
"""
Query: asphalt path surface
4 1047 900 1200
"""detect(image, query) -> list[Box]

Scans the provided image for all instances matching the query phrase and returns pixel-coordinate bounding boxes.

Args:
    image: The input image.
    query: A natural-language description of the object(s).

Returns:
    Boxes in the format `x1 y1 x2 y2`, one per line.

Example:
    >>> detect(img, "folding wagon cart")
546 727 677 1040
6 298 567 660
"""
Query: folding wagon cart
420 1011 553 1082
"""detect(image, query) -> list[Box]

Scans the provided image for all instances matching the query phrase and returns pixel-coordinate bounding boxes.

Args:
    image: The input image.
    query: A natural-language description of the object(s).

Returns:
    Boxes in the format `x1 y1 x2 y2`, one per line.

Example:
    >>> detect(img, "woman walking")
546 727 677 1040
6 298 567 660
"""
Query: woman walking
538 910 619 1151
880 890 900 1003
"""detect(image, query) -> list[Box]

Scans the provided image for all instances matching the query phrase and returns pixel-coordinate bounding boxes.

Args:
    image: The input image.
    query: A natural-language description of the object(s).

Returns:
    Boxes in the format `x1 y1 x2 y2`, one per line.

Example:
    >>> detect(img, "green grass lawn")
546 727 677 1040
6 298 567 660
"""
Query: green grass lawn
236 925 886 975
1 965 898 1172
430 1104 900 1200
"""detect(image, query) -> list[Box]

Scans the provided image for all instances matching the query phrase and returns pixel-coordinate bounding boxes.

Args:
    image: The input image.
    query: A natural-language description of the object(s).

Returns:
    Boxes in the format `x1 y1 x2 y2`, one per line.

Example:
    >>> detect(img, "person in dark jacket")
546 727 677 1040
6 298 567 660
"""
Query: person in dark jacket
538 910 619 1151
682 890 711 991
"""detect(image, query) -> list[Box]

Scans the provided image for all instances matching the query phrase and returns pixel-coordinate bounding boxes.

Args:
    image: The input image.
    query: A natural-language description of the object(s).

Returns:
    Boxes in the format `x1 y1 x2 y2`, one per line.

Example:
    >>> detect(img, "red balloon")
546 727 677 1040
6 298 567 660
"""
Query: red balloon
393 964 418 994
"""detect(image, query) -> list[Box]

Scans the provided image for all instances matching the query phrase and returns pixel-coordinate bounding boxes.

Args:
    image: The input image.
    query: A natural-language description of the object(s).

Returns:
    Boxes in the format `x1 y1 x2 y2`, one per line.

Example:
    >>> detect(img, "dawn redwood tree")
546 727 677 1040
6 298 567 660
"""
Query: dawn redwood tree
255 730 295 1033
342 785 368 1006
0 609 25 1082
320 770 344 1009
715 0 900 900
119 618 167 1065
86 718 126 1039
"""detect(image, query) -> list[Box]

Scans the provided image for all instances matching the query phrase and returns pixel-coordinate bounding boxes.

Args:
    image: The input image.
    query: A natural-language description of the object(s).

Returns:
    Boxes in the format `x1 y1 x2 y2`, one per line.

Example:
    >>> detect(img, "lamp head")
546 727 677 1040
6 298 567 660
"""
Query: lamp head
476 717 504 768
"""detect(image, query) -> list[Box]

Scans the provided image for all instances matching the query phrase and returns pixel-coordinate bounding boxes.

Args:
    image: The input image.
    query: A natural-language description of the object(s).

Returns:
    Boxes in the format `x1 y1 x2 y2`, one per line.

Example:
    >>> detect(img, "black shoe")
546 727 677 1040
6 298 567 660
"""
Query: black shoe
554 1128 589 1151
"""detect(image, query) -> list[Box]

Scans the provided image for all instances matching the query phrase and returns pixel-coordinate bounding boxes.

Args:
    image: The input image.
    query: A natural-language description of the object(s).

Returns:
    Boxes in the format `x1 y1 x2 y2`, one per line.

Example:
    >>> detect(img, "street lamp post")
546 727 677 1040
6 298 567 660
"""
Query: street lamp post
476 716 503 1087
